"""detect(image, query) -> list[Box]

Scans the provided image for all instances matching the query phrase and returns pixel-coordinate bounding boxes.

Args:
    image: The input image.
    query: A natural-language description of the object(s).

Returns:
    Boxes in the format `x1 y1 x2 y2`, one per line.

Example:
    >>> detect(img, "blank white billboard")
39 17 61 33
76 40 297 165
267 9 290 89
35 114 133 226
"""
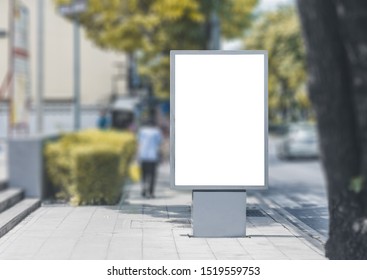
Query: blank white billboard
170 51 268 189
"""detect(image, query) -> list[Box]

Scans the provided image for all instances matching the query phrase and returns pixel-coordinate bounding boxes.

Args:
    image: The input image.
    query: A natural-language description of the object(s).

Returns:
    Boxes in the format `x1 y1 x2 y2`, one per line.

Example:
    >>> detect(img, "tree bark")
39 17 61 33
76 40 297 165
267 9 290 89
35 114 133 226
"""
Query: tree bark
297 0 367 259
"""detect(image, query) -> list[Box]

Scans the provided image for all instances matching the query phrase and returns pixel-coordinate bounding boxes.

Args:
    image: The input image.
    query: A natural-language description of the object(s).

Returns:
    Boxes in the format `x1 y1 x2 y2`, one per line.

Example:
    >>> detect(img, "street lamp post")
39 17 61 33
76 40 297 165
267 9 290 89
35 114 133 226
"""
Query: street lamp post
36 0 45 134
8 0 15 136
73 19 81 130
58 0 87 131
208 0 221 50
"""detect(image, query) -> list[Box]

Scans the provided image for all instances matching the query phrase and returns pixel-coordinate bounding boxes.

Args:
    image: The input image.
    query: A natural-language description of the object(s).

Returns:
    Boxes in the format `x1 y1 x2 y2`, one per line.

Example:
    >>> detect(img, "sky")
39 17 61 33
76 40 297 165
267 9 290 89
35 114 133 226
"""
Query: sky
223 0 295 50
260 0 294 11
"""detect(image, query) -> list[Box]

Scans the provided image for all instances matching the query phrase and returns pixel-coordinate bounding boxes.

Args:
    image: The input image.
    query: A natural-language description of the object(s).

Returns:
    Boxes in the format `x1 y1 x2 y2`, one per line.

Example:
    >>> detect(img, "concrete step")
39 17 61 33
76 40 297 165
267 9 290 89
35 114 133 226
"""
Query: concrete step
0 198 41 239
0 188 24 213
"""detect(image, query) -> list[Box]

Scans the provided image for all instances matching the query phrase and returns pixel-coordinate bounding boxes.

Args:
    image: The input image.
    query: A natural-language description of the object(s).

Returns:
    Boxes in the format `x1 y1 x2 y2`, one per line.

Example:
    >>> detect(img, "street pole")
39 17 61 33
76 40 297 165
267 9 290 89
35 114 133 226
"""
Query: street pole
73 19 81 131
58 0 86 131
36 0 44 134
8 0 14 137
209 0 221 50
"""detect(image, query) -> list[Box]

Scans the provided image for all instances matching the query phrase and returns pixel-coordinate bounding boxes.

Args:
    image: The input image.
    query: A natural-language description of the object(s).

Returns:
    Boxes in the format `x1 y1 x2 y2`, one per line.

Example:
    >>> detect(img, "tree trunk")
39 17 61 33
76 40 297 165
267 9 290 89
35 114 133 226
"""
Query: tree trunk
297 0 367 259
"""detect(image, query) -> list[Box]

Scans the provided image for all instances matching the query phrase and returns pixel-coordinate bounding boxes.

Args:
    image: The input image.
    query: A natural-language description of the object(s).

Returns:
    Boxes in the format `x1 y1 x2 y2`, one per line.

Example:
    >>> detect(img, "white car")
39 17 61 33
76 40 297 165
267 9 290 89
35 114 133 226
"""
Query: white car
276 123 319 159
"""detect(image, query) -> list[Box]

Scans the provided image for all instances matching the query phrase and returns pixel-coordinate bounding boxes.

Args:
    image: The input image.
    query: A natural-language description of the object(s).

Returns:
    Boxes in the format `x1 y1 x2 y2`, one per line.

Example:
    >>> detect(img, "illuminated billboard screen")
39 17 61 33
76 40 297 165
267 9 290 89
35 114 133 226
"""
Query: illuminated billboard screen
170 51 268 190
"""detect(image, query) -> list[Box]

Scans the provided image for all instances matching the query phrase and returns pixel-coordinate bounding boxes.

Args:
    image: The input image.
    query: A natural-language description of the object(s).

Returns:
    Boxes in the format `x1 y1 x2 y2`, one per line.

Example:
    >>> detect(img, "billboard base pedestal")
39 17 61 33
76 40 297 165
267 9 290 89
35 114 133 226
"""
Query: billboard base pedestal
192 190 246 237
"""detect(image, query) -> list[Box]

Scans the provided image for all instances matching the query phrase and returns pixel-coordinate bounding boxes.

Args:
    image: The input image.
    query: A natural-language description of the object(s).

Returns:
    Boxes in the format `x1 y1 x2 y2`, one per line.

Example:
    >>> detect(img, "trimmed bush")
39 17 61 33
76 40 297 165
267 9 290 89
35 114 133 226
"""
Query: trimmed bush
44 129 136 205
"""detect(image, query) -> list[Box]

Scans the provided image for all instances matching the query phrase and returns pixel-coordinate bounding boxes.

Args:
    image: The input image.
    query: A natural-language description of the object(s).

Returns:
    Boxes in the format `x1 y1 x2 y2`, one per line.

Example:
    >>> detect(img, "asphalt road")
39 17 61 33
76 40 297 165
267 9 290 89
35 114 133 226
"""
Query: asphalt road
254 137 329 241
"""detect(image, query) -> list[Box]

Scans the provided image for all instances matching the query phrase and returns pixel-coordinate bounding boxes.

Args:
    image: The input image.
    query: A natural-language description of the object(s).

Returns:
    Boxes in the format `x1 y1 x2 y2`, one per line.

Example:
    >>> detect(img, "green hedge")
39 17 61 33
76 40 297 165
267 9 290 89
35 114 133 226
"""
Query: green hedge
44 129 136 205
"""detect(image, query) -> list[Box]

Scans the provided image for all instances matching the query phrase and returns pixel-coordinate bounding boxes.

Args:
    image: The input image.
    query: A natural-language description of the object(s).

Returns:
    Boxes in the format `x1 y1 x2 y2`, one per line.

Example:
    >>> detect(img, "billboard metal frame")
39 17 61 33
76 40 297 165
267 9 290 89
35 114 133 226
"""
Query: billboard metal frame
170 50 268 190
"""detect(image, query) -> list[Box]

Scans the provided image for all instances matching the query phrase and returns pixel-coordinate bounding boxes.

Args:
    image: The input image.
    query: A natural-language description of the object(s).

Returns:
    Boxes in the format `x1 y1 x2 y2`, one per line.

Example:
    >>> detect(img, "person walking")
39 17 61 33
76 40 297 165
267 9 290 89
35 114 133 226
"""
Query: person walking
138 119 163 198
97 109 110 130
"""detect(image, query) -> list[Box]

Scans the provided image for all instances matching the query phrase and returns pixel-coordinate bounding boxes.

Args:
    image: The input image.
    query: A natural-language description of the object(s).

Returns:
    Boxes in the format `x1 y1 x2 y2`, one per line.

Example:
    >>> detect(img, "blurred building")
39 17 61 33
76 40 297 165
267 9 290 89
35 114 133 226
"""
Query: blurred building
0 0 128 107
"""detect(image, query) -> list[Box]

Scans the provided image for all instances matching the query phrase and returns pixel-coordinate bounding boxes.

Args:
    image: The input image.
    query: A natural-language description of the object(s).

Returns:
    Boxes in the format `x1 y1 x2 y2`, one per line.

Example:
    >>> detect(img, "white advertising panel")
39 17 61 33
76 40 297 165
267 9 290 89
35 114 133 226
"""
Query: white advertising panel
170 51 268 189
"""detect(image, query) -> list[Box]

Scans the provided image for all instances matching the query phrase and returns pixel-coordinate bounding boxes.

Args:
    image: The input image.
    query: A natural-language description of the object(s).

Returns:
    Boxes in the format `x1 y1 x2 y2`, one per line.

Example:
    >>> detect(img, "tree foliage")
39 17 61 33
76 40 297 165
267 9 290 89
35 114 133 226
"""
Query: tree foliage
245 6 309 122
55 0 258 99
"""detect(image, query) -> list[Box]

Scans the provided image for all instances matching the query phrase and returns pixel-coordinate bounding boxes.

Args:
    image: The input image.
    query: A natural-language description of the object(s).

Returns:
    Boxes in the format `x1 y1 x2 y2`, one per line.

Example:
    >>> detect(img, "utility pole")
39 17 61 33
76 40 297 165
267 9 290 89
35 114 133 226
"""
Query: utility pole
73 19 81 131
36 0 44 134
58 0 87 131
208 0 221 50
8 0 14 136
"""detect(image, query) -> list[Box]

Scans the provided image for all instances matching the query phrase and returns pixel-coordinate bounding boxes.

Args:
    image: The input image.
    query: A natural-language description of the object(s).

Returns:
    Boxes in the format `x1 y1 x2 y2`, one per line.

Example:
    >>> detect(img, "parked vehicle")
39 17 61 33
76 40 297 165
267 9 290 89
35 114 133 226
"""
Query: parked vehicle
276 122 319 159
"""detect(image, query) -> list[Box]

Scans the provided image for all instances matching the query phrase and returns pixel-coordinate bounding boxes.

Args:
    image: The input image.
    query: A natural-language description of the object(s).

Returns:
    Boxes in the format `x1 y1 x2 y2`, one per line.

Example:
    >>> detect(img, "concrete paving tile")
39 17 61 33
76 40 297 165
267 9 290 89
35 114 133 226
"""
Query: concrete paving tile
31 237 79 259
131 220 173 229
0 237 10 248
143 229 175 237
143 243 177 251
179 253 216 260
267 237 314 251
109 237 142 247
250 254 290 260
143 245 177 252
70 241 110 259
245 246 285 254
143 247 177 254
216 254 254 260
49 230 84 238
39 206 72 215
22 224 59 233
275 245 323 259
211 248 249 256
14 208 49 228
175 246 212 254
238 237 288 259
143 234 175 242
55 223 87 232
118 209 143 215
114 219 134 230
274 241 316 251
117 214 143 220
207 238 245 247
17 230 53 238
107 245 142 260
206 238 239 244
84 224 116 233
0 252 35 259
175 246 213 255
0 236 46 259
107 252 143 260
0 228 25 248
285 253 325 260
89 213 118 222
110 243 142 250
70 251 107 260
174 240 211 249
239 236 274 246
207 240 249 257
112 229 143 237
144 255 179 260
143 241 176 247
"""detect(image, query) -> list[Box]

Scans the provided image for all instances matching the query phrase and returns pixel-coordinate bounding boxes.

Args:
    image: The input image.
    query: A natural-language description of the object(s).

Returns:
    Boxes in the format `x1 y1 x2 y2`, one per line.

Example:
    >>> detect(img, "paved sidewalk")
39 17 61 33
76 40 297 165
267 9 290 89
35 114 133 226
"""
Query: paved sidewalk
0 163 325 260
